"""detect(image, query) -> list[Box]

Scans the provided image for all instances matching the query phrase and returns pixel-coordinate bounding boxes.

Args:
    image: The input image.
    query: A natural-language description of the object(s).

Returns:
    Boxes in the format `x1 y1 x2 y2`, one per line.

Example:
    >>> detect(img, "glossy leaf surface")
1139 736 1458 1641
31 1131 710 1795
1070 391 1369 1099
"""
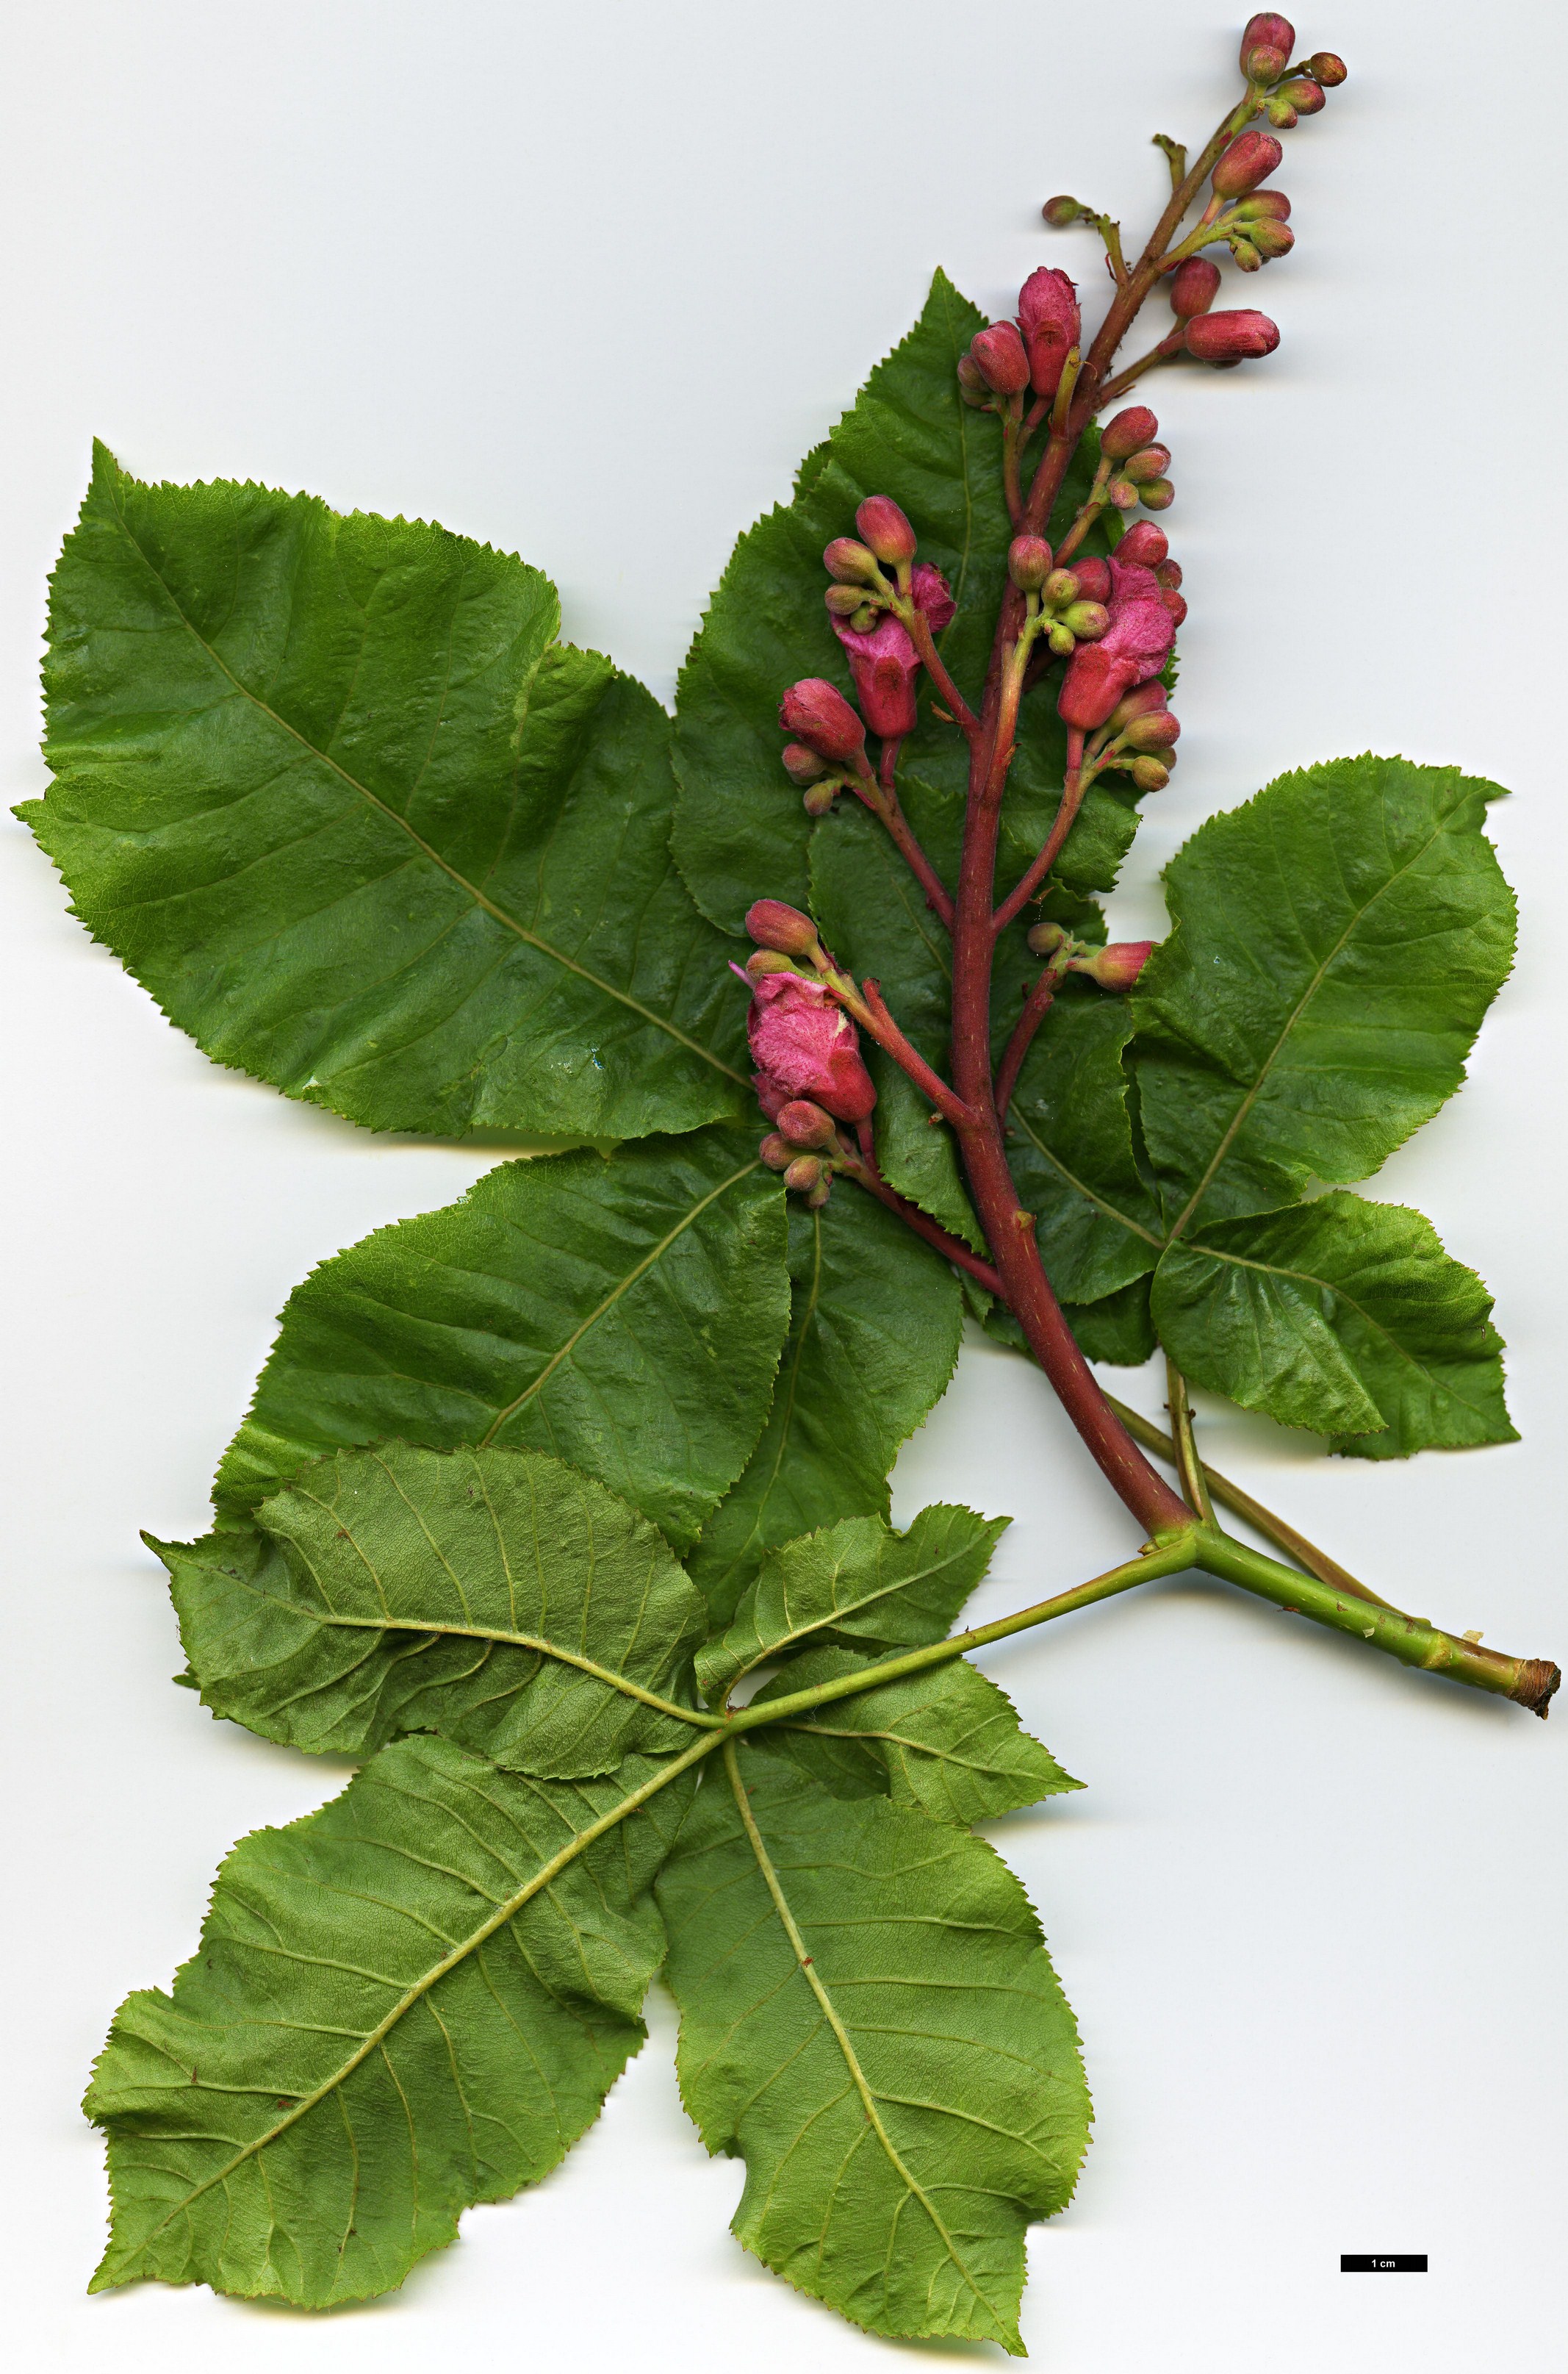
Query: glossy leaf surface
26 445 747 1138
217 1129 789 1550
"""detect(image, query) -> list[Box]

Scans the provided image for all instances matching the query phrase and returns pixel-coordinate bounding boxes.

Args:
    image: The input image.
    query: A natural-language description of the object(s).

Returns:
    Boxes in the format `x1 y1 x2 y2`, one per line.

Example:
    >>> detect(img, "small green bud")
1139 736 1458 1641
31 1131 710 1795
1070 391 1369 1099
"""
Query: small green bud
1041 194 1085 226
1041 568 1080 606
1026 919 1070 958
1061 600 1109 638
1137 478 1175 512
1047 621 1076 656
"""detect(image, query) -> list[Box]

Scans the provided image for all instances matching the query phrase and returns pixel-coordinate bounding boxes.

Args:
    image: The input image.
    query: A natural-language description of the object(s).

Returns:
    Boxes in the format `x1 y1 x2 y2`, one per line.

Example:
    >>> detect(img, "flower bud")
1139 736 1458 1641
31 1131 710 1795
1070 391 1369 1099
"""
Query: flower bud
1229 237 1263 272
1240 14 1294 77
1129 756 1171 792
1042 567 1080 606
1212 130 1283 198
1137 477 1175 511
1234 190 1291 219
1017 265 1082 398
1008 534 1054 592
825 584 874 617
1108 476 1140 512
781 742 830 785
1061 600 1109 639
824 537 882 584
783 1154 824 1193
911 562 955 634
1162 590 1188 627
1122 708 1180 751
777 1098 838 1150
1307 51 1348 86
1245 43 1289 83
1185 309 1280 362
956 354 990 408
746 948 798 979
1115 521 1169 567
1155 559 1182 589
1101 405 1159 460
746 899 821 959
1121 444 1171 484
1076 939 1154 989
780 677 866 762
1170 256 1220 319
1106 682 1170 734
1026 919 1070 958
855 497 916 567
1263 96 1298 128
759 1131 794 1169
1041 194 1085 226
969 321 1030 397
805 1174 833 1208
802 781 840 817
1248 219 1295 260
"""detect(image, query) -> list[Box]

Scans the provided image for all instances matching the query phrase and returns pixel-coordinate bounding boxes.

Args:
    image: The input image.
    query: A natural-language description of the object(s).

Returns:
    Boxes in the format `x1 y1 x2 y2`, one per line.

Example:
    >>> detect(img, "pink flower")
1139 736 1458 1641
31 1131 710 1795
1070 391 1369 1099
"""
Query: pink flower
1057 551 1177 731
910 562 955 633
829 564 954 741
1016 267 1081 398
778 677 865 763
746 972 877 1125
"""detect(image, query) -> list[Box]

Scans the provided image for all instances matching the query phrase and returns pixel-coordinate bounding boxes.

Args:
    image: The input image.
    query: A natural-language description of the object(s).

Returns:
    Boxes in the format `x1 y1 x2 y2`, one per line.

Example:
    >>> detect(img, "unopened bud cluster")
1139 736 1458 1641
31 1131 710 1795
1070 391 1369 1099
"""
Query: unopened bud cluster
1026 917 1154 993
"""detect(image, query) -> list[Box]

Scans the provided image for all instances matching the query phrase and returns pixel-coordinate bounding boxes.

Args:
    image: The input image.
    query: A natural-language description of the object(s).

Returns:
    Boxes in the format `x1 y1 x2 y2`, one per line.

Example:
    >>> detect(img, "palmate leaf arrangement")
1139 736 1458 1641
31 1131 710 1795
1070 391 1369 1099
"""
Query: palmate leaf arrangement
25 15 1559 2356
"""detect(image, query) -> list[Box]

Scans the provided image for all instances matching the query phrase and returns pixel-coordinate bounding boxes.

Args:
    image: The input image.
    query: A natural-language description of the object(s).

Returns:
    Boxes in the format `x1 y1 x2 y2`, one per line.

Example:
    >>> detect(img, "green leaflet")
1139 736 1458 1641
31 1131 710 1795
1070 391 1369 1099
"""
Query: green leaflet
697 1504 1007 1699
1152 1194 1515 1452
159 1444 712 1776
659 1752 1090 2354
749 1646 1082 1824
87 1735 696 2307
685 1195 964 1624
25 445 747 1139
671 272 1131 939
216 1128 788 1550
1004 993 1164 1304
1133 756 1517 1233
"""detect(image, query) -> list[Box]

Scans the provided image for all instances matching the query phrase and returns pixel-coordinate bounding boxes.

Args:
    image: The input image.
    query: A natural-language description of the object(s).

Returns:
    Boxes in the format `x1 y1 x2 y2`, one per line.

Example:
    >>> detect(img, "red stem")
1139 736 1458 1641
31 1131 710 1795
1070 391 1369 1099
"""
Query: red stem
840 1147 1003 1295
903 608 979 738
846 978 974 1129
992 730 1088 936
994 971 1060 1124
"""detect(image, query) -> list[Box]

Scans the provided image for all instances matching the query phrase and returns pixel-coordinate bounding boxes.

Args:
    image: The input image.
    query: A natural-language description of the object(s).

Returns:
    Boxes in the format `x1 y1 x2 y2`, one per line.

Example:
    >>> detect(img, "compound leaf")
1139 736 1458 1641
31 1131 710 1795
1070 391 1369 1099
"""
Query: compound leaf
1133 756 1517 1235
26 444 747 1139
658 1752 1090 2353
685 1194 963 1625
1152 1192 1515 1452
217 1127 788 1551
87 1735 694 2306
159 1443 711 1776
749 1646 1082 1825
697 1504 1007 1699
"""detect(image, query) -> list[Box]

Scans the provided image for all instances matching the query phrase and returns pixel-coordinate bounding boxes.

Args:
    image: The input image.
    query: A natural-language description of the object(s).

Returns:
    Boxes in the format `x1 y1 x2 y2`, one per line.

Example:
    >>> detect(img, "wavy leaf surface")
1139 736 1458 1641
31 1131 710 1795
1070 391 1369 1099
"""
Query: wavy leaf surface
161 1444 712 1774
659 1753 1090 2353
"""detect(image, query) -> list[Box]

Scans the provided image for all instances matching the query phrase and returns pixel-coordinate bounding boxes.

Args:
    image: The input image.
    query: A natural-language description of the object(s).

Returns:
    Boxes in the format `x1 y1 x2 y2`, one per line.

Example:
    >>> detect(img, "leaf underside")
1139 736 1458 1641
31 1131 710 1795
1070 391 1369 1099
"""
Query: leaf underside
162 1442 711 1774
659 1754 1090 2355
87 1736 694 2307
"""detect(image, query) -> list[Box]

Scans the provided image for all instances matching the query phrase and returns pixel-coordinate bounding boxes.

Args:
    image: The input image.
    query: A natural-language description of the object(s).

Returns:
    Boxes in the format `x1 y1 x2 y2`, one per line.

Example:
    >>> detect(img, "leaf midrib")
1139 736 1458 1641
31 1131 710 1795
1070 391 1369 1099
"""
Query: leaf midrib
722 1743 1011 2347
1176 1230 1501 1423
112 1737 713 2262
1163 803 1468 1243
98 479 745 1086
478 1157 763 1443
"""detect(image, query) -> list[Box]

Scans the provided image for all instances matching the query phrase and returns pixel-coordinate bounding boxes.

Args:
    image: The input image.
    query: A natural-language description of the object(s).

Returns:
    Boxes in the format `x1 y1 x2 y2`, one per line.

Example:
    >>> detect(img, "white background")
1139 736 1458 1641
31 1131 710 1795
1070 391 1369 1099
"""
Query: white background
2 3 1564 2368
